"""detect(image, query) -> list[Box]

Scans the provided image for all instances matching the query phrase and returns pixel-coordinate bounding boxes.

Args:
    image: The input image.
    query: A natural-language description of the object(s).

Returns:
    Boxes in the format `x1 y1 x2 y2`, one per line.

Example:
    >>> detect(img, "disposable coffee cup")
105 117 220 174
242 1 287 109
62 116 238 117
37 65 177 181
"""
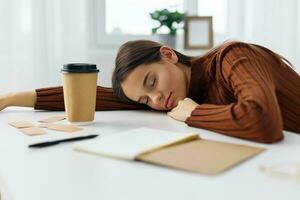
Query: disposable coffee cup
61 63 99 125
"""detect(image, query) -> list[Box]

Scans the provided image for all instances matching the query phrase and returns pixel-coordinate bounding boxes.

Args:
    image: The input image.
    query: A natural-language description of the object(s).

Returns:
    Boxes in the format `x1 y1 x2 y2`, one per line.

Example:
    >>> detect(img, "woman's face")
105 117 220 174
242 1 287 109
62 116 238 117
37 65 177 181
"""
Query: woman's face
121 46 191 111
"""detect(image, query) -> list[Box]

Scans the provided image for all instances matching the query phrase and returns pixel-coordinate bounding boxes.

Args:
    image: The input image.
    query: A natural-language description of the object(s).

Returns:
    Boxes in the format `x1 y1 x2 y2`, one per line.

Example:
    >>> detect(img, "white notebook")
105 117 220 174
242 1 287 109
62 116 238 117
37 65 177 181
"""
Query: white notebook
73 127 199 160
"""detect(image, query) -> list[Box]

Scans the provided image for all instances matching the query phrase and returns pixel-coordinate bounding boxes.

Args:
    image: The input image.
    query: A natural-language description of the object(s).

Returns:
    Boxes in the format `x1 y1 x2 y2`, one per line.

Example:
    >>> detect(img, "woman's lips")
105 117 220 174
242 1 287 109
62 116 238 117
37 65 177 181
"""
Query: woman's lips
164 92 173 109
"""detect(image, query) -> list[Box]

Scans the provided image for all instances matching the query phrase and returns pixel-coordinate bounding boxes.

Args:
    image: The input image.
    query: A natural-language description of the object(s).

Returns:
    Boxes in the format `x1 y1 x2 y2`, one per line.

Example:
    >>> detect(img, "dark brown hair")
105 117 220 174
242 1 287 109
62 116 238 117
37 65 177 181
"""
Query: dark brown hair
112 40 194 104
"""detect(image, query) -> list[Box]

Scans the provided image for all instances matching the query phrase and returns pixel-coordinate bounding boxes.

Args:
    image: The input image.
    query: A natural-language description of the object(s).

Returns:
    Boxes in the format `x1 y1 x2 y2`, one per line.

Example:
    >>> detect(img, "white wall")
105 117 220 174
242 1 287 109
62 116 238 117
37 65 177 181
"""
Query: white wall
0 0 299 94
88 49 118 88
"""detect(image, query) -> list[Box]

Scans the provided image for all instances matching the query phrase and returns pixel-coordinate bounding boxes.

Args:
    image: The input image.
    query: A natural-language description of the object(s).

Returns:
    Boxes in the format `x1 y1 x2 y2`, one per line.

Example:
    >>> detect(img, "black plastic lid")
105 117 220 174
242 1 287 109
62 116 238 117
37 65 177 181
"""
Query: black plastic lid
61 63 99 73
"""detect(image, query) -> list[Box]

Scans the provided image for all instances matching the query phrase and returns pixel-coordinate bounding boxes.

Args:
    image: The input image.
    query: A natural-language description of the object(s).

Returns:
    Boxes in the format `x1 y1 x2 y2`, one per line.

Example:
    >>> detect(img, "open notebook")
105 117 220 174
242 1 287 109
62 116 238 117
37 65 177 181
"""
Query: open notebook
74 127 265 175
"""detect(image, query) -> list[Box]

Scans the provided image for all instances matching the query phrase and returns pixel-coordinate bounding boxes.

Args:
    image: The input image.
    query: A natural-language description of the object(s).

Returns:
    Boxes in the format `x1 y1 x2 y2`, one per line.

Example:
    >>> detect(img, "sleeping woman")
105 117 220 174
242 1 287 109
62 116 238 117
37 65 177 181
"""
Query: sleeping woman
1 40 299 143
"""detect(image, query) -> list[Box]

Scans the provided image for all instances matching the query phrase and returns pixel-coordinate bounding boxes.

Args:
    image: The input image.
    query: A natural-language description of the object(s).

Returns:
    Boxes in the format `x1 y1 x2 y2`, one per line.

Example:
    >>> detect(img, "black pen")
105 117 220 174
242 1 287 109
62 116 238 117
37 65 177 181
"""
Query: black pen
28 134 99 148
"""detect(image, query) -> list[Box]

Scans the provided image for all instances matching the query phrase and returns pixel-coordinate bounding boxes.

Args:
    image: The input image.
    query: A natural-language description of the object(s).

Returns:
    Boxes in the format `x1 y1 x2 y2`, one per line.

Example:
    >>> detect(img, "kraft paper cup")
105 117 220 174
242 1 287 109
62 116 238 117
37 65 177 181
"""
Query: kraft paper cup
61 63 99 125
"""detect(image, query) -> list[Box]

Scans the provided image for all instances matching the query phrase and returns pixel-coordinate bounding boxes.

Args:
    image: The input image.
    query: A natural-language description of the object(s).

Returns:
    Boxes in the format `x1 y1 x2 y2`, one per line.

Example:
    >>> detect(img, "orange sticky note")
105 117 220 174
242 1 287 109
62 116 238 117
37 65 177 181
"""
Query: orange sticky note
46 123 83 132
38 116 66 123
37 123 51 128
20 127 47 136
9 121 34 128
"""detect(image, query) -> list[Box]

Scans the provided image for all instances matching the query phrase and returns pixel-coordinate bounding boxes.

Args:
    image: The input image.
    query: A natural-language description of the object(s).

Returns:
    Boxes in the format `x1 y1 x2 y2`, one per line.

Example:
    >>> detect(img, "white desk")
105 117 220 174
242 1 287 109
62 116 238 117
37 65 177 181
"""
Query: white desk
0 107 299 200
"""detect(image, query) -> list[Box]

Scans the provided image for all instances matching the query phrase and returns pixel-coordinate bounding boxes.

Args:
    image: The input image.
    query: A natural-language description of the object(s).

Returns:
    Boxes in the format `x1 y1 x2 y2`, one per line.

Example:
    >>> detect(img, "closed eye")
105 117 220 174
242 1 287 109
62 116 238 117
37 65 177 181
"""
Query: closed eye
150 77 156 88
138 75 156 105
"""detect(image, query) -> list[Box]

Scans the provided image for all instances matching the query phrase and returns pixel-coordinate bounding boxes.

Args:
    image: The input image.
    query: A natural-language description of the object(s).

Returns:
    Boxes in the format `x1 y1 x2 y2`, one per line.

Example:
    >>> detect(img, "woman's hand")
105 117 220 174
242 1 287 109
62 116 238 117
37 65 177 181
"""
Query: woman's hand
0 94 8 111
167 98 198 122
0 91 36 111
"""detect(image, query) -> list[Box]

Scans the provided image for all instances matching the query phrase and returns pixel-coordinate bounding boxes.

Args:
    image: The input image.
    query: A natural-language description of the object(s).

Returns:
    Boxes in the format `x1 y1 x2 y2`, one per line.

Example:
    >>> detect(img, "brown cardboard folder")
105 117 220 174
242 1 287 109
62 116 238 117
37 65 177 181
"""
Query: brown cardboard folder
137 139 265 175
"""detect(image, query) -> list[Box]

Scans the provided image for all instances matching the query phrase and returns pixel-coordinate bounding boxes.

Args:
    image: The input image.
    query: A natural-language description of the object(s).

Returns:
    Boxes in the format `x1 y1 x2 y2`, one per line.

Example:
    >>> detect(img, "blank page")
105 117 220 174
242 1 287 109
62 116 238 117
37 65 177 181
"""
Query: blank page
74 127 199 160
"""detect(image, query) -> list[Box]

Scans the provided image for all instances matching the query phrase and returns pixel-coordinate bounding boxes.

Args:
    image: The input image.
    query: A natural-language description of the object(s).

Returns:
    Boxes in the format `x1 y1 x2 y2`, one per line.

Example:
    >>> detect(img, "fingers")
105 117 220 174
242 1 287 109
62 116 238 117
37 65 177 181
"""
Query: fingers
167 109 184 122
183 98 194 104
167 110 177 119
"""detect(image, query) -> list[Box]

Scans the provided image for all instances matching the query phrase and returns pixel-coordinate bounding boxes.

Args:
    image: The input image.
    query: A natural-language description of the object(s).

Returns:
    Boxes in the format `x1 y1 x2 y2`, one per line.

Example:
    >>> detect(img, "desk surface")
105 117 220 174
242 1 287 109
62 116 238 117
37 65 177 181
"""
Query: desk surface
0 107 299 200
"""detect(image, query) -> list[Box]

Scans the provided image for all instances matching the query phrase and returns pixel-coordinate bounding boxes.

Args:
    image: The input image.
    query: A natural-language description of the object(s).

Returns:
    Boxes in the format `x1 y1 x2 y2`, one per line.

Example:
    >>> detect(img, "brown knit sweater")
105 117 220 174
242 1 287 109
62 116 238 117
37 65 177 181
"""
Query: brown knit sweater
34 42 300 143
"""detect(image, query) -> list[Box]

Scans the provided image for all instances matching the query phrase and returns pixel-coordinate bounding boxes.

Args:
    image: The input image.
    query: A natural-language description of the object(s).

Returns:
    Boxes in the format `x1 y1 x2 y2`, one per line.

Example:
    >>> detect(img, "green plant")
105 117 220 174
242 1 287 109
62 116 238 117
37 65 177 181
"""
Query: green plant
150 9 185 36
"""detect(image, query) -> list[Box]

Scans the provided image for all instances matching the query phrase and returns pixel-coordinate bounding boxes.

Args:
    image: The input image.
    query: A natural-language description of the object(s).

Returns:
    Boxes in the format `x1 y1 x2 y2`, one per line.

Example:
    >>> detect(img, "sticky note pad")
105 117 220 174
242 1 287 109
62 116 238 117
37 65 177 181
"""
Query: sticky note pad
38 116 66 123
46 123 83 132
9 121 34 128
20 127 47 136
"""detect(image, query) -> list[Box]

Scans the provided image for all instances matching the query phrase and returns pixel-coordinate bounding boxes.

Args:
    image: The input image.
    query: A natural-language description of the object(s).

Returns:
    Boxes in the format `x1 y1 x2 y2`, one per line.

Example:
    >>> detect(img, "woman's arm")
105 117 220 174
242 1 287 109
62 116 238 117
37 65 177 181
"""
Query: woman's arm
34 86 149 111
186 42 284 143
1 86 149 111
0 91 36 111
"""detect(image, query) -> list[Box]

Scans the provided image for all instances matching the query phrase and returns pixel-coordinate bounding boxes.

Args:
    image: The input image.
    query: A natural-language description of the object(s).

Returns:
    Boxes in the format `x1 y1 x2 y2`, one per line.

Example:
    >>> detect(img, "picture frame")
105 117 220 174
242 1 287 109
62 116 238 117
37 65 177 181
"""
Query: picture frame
184 16 213 49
